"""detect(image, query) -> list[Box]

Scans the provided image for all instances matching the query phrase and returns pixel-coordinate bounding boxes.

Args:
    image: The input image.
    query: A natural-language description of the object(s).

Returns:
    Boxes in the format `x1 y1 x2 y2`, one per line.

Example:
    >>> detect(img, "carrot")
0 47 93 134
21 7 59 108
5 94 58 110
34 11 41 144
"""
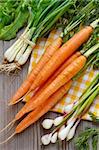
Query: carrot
21 56 87 112
15 51 80 120
15 81 72 133
29 26 93 92
26 43 99 112
9 37 62 105
23 51 80 100
23 51 80 103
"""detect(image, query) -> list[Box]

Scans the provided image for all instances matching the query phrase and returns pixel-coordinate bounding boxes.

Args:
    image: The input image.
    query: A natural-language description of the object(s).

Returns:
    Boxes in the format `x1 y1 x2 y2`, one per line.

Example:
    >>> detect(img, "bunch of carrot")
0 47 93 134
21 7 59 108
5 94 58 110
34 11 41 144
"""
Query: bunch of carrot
0 18 99 144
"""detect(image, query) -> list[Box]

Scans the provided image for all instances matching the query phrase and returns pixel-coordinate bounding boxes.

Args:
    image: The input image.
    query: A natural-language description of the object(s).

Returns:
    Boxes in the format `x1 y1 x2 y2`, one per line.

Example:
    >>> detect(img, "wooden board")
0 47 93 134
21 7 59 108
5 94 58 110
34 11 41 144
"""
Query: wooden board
0 37 98 150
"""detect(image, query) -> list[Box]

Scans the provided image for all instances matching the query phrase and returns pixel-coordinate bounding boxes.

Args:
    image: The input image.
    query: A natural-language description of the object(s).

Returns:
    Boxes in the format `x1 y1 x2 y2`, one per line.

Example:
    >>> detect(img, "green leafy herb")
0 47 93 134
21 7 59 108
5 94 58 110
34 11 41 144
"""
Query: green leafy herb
0 0 30 40
75 128 99 150
0 8 29 40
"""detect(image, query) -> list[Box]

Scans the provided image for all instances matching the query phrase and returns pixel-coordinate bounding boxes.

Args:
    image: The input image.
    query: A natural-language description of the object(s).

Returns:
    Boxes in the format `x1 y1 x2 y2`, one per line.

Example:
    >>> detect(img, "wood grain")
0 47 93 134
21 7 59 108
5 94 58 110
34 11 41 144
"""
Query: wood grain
0 38 98 150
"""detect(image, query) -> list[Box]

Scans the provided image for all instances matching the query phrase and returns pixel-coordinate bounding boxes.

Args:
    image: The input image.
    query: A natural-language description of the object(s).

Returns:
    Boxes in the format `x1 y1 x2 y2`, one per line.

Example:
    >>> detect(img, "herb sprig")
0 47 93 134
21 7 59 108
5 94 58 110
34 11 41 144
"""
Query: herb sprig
75 128 99 150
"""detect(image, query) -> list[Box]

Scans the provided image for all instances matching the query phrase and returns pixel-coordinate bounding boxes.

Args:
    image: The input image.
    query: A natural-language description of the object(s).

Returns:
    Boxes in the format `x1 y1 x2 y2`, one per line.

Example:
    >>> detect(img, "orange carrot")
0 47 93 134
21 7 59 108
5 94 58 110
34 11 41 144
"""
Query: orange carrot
23 51 80 103
16 51 81 120
15 81 72 133
9 26 93 105
9 37 62 105
16 55 86 121
22 56 86 112
29 26 93 92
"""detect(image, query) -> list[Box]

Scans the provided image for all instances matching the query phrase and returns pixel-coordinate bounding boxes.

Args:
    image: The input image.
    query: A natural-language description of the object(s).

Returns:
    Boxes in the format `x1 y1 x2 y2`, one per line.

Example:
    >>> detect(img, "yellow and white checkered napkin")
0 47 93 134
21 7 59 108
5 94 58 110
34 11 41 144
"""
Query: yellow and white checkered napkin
26 29 99 121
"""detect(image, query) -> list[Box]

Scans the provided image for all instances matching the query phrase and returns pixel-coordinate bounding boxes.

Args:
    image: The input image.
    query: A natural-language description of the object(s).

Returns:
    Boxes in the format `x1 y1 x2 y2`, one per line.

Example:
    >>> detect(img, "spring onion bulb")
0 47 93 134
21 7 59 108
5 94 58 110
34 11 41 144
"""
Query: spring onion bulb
58 121 74 140
51 132 58 143
53 116 64 126
42 119 54 129
67 119 80 141
41 134 52 145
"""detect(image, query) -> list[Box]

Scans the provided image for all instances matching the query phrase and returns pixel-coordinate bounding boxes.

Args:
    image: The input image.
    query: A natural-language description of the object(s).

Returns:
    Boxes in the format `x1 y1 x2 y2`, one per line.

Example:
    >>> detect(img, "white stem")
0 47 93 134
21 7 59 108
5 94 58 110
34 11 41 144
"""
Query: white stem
15 42 28 61
51 132 58 143
15 30 34 62
67 111 77 125
4 27 29 60
4 39 21 59
90 18 99 28
58 121 74 141
8 30 31 62
18 45 35 65
67 119 80 141
8 41 24 62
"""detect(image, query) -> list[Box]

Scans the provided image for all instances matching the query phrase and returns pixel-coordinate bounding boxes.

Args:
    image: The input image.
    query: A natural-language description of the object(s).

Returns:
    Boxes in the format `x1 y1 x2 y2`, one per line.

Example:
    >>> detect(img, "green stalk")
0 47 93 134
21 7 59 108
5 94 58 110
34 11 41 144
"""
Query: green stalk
52 74 99 133
40 1 71 37
32 0 74 42
76 86 99 116
84 43 99 58
62 0 96 37
62 15 84 37
32 0 60 27
80 74 99 99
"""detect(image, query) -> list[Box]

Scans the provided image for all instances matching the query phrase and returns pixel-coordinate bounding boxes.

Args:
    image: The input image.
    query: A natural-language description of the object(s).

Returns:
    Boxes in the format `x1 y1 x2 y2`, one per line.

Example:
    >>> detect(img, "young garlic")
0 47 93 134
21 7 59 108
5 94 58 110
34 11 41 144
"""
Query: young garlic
59 125 65 132
64 103 74 113
41 134 52 145
67 111 77 125
67 120 80 141
51 132 58 143
42 119 54 129
53 116 64 126
64 101 78 113
58 121 74 141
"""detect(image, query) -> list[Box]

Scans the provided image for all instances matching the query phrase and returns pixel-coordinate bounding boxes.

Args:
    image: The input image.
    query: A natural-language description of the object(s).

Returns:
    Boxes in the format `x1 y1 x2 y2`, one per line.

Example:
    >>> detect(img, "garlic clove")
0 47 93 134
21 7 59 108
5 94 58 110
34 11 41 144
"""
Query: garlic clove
54 116 64 126
51 132 58 143
42 119 54 129
41 134 52 145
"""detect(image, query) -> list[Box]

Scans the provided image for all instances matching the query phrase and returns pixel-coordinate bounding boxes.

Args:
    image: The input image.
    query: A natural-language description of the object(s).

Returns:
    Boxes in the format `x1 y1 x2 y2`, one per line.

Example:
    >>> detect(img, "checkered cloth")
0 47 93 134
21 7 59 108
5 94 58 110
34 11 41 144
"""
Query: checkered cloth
24 29 99 121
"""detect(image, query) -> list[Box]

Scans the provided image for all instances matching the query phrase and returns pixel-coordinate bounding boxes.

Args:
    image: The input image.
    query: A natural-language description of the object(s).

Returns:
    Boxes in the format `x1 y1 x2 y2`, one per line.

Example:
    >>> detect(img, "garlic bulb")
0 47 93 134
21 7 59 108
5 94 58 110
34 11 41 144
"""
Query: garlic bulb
58 122 74 141
51 132 58 143
54 116 64 126
67 120 80 141
42 119 53 129
41 134 52 145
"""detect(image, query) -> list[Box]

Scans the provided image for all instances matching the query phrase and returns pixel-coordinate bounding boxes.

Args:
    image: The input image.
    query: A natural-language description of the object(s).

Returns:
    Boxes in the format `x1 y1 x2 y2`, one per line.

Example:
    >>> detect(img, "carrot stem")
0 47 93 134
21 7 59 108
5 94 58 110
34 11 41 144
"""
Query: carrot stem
84 43 99 57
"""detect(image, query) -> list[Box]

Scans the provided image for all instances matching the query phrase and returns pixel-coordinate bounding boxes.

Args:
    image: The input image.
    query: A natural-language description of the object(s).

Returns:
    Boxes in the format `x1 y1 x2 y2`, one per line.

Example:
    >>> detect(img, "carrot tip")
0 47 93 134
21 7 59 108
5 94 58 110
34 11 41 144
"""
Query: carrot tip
8 101 17 106
8 97 23 106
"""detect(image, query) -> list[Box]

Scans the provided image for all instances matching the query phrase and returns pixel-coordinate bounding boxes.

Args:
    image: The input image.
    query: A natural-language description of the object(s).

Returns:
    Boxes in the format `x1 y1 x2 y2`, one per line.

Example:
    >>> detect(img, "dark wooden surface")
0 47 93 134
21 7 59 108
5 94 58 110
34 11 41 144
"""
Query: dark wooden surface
0 37 98 150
